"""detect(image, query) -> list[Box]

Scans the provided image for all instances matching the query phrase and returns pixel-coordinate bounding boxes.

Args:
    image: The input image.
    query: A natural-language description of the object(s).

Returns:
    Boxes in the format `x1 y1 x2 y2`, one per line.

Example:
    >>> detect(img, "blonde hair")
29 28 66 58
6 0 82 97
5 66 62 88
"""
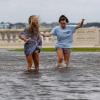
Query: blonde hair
28 15 40 35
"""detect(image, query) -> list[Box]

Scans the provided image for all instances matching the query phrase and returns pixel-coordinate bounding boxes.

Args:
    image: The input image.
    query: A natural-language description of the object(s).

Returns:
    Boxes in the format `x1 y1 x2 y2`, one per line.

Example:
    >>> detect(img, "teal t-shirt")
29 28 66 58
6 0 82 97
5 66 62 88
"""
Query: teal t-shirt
51 25 76 48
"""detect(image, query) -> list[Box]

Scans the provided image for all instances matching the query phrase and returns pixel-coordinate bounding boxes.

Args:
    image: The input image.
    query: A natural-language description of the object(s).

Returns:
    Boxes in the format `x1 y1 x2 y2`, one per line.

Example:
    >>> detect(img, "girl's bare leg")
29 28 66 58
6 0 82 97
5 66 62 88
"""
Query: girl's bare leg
57 48 64 65
63 52 71 67
26 54 33 71
32 52 40 72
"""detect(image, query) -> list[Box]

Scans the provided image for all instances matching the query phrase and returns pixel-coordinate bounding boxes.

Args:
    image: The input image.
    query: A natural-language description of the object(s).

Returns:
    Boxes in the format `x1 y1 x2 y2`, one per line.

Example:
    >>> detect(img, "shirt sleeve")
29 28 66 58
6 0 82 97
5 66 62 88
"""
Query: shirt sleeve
70 26 76 33
51 27 57 36
20 28 27 36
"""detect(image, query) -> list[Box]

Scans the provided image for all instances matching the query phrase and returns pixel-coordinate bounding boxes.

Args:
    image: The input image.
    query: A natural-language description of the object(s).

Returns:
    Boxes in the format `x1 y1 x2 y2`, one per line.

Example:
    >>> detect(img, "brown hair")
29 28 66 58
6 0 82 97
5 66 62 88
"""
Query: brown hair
59 15 69 23
28 15 40 36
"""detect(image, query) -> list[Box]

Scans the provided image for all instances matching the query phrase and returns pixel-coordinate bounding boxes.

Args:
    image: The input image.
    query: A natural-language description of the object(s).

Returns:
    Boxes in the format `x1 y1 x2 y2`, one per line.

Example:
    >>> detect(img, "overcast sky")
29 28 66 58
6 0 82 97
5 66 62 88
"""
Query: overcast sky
0 0 99 23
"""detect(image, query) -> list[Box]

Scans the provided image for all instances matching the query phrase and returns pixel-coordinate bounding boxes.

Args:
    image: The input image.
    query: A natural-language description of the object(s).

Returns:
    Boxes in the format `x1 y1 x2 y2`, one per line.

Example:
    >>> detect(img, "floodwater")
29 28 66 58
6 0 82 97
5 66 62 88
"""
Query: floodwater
0 49 100 100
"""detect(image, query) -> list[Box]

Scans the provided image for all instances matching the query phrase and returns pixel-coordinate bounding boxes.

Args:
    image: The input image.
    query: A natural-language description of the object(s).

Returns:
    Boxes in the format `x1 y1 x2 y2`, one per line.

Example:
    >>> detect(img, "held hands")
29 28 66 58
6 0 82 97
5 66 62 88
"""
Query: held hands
40 32 52 37
40 32 45 37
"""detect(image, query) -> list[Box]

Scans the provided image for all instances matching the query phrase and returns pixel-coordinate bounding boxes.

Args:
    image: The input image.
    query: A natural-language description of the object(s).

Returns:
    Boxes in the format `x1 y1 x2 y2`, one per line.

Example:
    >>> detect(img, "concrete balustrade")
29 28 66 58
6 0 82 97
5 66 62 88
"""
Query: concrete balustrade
73 28 100 47
0 28 100 48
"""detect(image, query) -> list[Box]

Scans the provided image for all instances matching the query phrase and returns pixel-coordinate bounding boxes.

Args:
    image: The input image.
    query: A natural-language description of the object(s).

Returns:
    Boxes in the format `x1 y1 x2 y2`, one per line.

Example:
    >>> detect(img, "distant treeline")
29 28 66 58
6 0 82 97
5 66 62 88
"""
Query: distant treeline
41 22 59 28
0 22 100 29
84 23 100 28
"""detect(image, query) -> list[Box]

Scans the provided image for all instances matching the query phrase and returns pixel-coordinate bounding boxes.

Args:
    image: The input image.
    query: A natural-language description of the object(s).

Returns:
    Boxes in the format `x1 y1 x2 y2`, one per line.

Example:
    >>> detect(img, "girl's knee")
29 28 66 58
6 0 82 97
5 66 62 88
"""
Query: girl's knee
58 57 63 62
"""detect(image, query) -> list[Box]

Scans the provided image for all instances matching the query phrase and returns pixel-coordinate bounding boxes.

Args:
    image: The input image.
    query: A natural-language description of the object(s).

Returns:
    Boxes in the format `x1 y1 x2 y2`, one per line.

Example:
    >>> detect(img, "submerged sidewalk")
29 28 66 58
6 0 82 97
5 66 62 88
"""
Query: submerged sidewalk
0 49 100 100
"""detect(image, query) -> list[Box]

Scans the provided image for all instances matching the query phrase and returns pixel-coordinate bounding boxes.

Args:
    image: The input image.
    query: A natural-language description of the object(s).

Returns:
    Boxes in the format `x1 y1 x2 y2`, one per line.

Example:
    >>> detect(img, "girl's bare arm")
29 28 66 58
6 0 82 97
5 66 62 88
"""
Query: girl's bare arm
76 19 85 29
19 34 30 42
41 32 52 37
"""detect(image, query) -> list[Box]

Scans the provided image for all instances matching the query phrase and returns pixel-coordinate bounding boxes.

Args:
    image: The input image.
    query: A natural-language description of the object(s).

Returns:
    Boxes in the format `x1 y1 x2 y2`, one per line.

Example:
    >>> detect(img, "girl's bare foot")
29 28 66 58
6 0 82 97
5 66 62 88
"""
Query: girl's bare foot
34 67 39 73
27 67 32 72
31 67 35 70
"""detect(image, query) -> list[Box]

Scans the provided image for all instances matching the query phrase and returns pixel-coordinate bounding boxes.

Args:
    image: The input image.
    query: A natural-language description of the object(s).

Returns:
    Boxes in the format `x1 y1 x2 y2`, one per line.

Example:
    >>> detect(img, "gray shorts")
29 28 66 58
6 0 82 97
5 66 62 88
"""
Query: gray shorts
56 48 71 54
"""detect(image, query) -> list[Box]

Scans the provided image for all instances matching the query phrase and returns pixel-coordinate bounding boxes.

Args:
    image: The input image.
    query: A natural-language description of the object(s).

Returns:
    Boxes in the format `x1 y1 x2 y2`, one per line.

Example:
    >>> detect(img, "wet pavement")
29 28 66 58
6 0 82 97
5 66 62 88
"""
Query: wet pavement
0 49 100 100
